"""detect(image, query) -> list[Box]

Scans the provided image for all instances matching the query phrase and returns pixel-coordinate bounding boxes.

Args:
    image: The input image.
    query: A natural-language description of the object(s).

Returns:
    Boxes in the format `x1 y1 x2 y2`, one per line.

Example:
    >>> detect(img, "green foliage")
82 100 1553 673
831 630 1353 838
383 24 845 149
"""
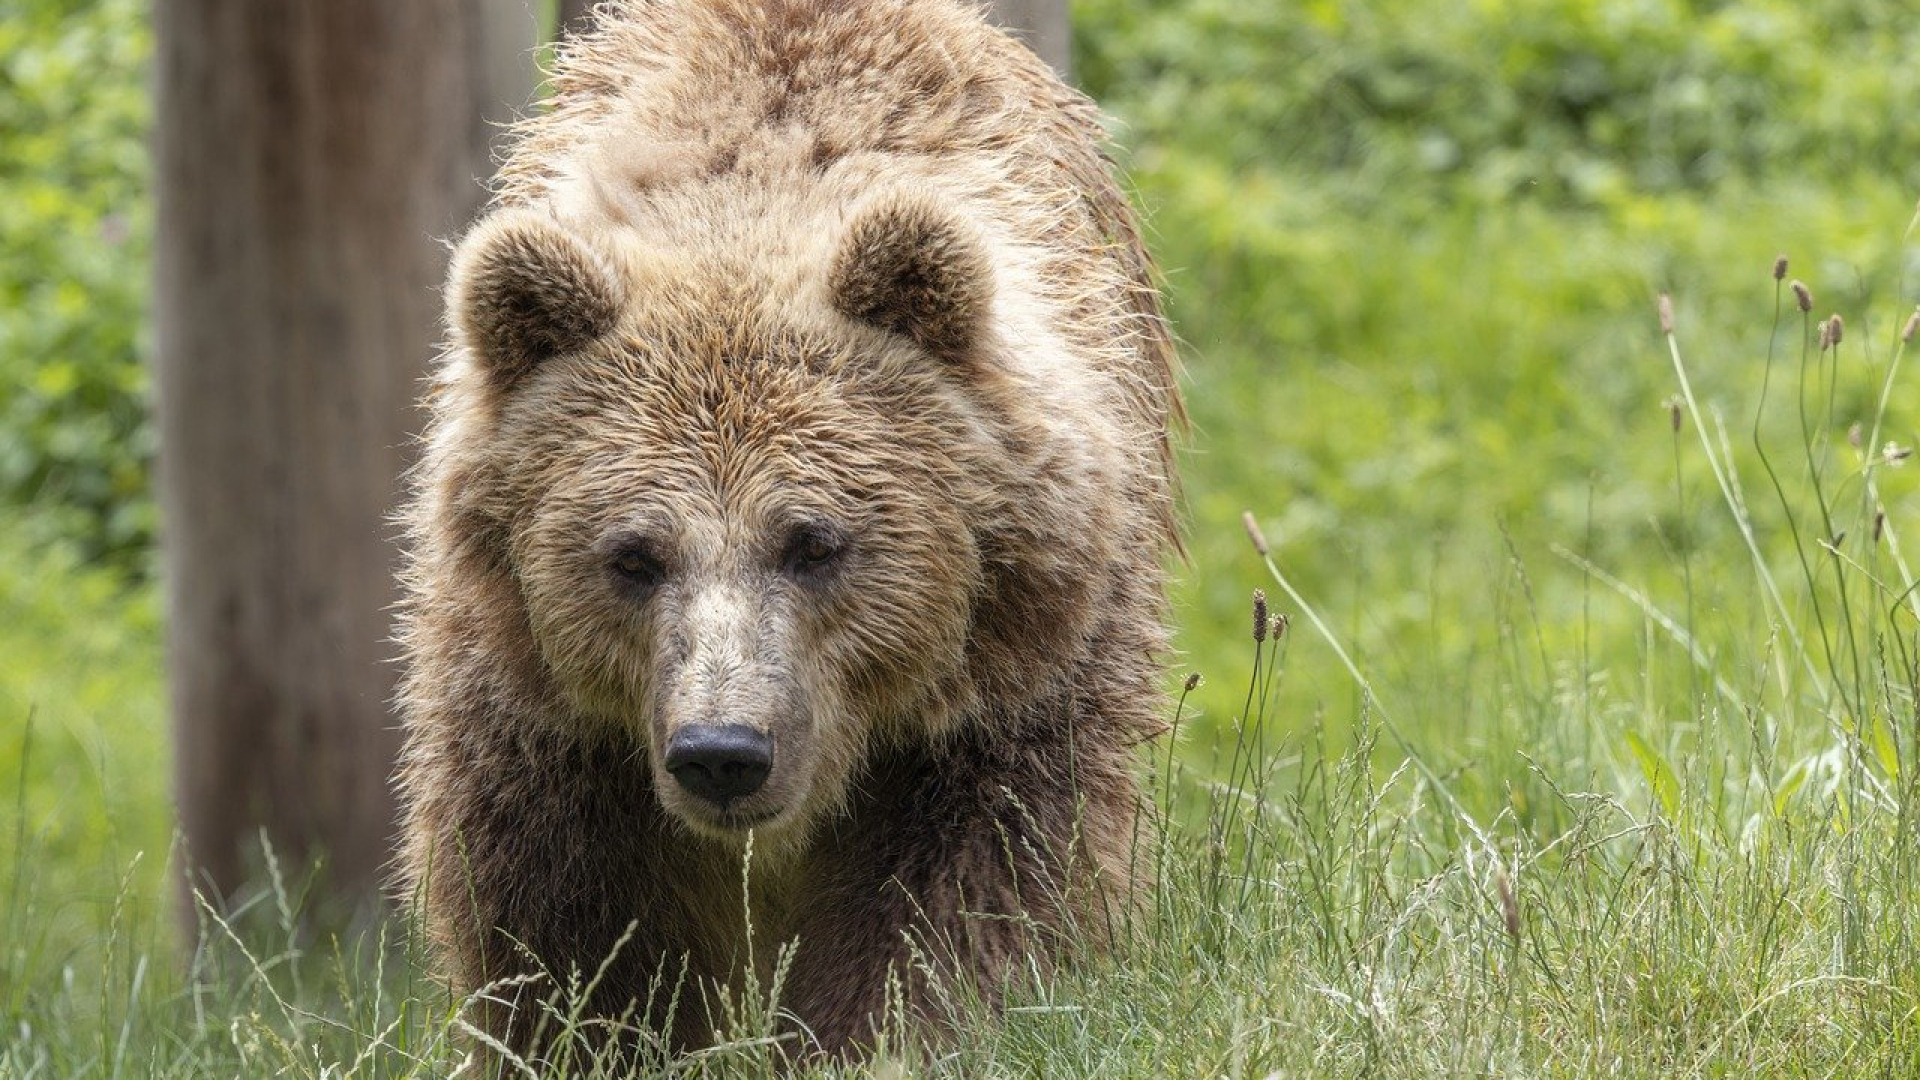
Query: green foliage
0 0 153 570
1079 0 1920 205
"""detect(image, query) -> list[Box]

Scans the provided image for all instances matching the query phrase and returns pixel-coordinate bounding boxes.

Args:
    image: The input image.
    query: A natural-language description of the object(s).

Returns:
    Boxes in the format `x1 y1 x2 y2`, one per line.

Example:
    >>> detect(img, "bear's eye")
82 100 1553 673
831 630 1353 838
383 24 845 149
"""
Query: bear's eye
608 543 667 591
781 524 846 579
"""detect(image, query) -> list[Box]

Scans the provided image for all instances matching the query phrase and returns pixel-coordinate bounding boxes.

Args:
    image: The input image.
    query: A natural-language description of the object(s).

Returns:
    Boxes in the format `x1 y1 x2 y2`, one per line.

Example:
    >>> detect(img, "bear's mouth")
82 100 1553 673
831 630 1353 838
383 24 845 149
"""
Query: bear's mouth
662 795 794 838
715 806 780 829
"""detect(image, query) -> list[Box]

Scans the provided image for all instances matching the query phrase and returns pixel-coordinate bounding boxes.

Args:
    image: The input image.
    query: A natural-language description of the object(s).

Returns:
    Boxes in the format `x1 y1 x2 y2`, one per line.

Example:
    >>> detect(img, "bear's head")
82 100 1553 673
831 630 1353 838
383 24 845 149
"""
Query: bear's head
439 194 1115 842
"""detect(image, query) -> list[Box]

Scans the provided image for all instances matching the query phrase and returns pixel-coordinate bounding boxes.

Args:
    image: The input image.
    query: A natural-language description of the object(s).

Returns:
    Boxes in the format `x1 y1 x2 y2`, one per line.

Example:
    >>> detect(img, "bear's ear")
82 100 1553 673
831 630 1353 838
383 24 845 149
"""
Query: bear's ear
829 197 991 364
447 209 625 388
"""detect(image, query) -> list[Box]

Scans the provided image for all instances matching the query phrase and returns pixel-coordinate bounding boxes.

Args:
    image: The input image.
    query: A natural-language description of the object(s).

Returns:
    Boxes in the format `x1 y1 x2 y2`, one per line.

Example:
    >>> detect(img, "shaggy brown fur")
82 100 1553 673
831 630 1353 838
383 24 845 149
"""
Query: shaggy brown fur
395 0 1179 1065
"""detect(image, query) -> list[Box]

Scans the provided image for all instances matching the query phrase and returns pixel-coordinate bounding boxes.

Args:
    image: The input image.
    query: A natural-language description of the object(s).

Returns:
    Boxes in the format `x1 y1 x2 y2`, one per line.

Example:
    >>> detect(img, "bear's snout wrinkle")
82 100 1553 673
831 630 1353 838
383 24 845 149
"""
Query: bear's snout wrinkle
662 723 773 805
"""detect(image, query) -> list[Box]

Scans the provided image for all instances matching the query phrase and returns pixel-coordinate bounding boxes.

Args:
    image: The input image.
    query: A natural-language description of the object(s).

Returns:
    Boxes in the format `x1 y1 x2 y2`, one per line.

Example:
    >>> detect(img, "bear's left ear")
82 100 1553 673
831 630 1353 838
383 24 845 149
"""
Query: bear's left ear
829 196 991 364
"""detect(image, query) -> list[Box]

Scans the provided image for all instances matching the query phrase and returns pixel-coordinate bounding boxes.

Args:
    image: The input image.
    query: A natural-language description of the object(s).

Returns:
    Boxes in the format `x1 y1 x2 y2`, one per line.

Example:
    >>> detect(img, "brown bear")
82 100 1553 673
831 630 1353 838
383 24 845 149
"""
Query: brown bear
395 0 1179 1063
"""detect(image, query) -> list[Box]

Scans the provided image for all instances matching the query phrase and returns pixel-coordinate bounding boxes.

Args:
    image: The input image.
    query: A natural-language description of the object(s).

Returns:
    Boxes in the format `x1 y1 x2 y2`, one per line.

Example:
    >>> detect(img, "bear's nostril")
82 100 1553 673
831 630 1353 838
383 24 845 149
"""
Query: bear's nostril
663 724 773 806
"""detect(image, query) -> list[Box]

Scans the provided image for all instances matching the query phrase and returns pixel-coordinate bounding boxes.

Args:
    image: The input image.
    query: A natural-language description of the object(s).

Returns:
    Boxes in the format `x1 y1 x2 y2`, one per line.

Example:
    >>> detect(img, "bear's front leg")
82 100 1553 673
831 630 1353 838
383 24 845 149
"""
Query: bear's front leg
773 734 1133 1057
406 718 740 1066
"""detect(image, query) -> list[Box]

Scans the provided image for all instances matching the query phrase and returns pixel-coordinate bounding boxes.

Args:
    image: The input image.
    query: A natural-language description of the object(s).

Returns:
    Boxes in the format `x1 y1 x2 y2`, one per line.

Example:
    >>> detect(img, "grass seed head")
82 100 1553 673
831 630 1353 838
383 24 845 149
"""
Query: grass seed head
1252 589 1268 642
1496 868 1520 941
1772 254 1788 281
1182 671 1202 693
1241 510 1269 556
1874 511 1885 543
1904 307 1919 343
1818 319 1832 351
1657 292 1675 334
1828 314 1844 346
1791 279 1813 312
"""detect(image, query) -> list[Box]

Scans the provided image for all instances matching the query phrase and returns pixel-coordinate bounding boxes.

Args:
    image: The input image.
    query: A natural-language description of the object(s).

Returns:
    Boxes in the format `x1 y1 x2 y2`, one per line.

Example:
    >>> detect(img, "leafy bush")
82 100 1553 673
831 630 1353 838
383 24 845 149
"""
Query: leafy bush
1079 0 1920 205
0 0 153 571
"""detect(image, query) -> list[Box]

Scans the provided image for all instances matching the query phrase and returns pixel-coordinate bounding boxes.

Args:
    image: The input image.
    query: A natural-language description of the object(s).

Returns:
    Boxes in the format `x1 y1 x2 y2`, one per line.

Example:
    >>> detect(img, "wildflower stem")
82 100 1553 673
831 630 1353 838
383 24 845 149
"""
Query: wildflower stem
1663 307 1817 691
1251 547 1483 841
1860 255 1920 623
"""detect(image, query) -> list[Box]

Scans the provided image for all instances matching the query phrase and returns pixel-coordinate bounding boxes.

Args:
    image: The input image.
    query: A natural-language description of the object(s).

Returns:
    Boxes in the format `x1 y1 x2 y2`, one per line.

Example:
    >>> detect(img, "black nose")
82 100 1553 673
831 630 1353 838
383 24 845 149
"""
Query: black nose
663 724 773 805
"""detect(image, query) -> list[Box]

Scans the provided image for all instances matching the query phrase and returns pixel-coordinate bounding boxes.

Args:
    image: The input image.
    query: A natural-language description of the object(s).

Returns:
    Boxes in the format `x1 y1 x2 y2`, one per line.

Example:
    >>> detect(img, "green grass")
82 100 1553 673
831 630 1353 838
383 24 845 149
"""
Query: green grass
7 0 1920 1074
1164 179 1920 742
1 518 168 961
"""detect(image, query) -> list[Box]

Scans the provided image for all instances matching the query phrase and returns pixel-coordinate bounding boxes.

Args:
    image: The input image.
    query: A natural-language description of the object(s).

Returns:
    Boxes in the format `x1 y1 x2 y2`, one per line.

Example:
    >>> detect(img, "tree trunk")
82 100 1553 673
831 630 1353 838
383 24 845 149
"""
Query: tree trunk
154 1 534 916
988 0 1071 77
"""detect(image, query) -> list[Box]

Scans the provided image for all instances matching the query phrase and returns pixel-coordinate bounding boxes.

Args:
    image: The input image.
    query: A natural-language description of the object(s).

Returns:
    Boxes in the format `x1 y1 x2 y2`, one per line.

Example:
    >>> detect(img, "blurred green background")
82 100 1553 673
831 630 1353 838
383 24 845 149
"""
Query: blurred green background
3 0 1919 995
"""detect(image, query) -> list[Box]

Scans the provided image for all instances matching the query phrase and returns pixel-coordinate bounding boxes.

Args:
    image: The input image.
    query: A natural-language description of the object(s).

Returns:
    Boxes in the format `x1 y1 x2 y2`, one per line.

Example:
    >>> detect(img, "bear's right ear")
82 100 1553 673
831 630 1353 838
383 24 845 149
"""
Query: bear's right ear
447 209 625 389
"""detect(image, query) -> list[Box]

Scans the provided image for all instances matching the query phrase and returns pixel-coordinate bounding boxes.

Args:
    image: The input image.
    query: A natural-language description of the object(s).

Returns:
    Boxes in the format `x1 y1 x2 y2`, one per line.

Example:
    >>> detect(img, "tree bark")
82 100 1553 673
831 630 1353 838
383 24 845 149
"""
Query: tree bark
988 0 1071 78
154 1 534 915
